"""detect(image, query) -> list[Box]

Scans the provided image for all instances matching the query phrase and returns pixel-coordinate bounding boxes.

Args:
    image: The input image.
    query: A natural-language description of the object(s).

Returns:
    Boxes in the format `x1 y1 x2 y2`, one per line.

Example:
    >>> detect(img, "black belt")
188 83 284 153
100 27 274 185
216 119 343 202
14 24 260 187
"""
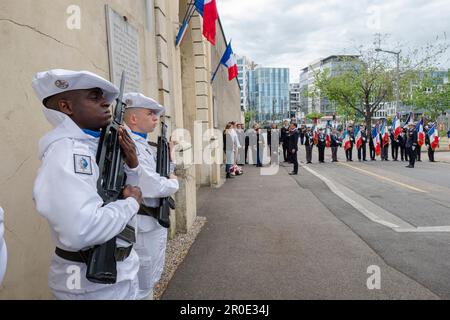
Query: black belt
138 205 159 218
55 245 132 263
54 224 136 264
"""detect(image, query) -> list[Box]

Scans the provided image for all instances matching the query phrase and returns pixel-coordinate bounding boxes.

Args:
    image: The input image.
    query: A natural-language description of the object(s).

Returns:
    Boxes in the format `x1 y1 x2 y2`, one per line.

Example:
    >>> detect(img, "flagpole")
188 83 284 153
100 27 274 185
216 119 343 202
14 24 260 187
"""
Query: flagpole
210 60 222 84
175 2 196 47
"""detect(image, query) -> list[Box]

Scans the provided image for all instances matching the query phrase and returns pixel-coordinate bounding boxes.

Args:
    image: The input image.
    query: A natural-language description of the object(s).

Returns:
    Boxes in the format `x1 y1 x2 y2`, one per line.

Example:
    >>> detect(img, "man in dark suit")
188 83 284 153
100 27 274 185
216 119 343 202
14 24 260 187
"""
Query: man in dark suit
304 126 313 164
399 128 408 161
425 126 436 162
357 126 368 161
280 120 289 162
405 123 418 168
330 127 341 162
288 122 300 175
390 128 399 161
317 128 326 163
346 125 355 161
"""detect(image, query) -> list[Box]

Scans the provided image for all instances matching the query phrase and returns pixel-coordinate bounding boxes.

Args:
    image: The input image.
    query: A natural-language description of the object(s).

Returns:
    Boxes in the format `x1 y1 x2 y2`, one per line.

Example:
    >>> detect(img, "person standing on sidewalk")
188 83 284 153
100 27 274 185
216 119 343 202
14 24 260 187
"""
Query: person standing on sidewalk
32 69 143 299
425 126 436 162
330 127 340 162
390 128 399 161
304 126 313 164
357 126 368 161
223 123 234 178
406 123 418 168
236 123 245 166
317 128 326 163
256 124 265 167
288 122 299 175
369 127 376 161
280 120 289 162
123 92 179 300
400 128 408 162
345 125 355 161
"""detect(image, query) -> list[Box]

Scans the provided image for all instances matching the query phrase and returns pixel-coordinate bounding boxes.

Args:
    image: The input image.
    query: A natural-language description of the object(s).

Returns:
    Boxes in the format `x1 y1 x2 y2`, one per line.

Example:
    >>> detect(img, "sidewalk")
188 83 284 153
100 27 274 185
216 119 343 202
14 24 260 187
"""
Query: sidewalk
161 165 438 299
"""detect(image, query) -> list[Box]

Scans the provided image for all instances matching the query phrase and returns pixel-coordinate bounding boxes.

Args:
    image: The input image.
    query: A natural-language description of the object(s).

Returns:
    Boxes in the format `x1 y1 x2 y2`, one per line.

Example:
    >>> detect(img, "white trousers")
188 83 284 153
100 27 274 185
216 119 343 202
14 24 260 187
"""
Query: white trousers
135 224 168 300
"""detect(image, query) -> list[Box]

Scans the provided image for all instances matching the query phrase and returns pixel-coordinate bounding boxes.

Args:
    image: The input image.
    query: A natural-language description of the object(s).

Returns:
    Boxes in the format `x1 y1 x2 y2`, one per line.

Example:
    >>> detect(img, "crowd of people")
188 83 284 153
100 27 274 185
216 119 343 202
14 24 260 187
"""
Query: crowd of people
223 118 442 176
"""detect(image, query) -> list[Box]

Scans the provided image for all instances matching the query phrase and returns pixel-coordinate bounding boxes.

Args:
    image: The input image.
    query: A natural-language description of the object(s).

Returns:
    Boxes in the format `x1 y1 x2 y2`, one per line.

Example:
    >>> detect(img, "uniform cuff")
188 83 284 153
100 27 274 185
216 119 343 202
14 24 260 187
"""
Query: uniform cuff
126 197 140 215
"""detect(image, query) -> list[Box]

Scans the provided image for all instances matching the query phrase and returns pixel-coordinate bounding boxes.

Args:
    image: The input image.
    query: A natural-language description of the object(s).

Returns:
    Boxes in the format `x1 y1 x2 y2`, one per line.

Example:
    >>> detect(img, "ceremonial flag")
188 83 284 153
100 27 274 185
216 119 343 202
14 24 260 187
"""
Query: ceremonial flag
428 125 440 150
374 124 381 155
393 113 401 139
381 119 389 147
355 126 363 149
220 41 238 81
195 0 219 45
403 111 414 128
326 127 331 148
416 117 425 147
343 130 352 151
313 117 319 145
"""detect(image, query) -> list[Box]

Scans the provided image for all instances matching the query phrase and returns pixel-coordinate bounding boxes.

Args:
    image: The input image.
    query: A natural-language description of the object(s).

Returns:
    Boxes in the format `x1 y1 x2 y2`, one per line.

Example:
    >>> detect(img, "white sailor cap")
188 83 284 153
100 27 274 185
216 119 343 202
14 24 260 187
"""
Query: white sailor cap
32 69 119 104
123 92 165 116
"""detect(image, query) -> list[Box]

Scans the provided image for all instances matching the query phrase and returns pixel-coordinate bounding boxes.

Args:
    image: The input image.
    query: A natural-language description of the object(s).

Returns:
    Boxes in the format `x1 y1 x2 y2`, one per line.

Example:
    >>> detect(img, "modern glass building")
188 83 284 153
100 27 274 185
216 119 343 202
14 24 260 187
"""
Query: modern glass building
248 67 290 121
299 55 360 116
236 55 255 112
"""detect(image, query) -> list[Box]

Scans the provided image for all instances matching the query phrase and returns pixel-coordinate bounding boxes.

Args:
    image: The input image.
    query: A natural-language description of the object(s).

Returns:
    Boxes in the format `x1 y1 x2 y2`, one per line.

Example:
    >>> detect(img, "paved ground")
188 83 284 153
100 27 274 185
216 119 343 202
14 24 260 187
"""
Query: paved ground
162 147 442 299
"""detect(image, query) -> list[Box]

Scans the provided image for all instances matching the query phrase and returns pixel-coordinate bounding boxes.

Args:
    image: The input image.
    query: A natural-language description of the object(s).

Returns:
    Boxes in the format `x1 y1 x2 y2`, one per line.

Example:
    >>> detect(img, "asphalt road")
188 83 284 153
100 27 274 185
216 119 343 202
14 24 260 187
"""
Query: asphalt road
291 146 450 298
162 145 446 300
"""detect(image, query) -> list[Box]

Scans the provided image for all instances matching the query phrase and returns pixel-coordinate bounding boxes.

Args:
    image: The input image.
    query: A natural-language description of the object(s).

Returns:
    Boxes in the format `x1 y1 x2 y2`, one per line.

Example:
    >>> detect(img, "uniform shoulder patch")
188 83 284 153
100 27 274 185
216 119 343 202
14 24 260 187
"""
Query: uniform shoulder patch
73 154 93 175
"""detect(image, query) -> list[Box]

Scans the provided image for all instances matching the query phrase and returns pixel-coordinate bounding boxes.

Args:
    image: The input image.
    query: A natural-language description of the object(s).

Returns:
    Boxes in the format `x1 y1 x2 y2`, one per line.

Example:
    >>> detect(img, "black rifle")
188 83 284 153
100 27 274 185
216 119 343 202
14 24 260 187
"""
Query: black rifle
85 71 130 284
156 121 176 228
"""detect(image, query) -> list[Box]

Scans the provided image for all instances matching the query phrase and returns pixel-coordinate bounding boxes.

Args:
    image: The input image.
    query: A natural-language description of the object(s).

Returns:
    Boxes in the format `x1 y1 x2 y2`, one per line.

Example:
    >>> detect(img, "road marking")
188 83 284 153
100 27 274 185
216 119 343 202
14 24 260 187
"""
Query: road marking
338 162 428 193
301 165 450 233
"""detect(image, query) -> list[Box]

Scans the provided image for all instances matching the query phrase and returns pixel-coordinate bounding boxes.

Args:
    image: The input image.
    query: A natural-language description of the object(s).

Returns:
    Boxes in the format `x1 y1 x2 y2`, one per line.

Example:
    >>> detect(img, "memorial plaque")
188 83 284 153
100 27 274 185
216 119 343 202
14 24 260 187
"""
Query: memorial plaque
106 5 141 92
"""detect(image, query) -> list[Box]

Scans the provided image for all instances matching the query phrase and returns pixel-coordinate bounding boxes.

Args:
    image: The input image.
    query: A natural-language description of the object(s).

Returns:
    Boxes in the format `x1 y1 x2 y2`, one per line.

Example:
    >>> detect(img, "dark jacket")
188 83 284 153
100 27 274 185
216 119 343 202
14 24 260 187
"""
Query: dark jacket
288 128 299 152
280 126 289 145
405 129 418 148
304 131 313 147
330 133 341 147
361 131 367 144
317 133 326 148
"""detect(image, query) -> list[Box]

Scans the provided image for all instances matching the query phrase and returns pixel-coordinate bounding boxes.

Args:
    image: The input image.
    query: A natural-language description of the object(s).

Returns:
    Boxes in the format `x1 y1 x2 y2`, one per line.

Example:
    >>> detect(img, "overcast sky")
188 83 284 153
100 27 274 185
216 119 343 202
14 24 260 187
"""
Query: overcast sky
216 0 450 82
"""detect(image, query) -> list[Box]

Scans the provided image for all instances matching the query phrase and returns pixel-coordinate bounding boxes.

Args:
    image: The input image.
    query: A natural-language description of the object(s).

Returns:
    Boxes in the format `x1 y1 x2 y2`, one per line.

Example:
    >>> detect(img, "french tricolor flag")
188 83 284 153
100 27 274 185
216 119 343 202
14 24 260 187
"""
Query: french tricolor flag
381 119 389 147
393 113 401 139
416 117 425 147
220 41 238 81
343 131 352 151
373 124 381 156
428 125 440 150
355 126 363 149
325 127 331 148
195 0 219 46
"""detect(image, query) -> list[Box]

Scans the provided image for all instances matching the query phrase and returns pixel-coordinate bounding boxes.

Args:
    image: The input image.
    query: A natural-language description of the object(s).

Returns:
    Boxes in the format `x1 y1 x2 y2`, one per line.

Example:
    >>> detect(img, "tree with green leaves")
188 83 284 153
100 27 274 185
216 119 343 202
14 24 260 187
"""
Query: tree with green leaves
312 35 448 130
404 72 450 121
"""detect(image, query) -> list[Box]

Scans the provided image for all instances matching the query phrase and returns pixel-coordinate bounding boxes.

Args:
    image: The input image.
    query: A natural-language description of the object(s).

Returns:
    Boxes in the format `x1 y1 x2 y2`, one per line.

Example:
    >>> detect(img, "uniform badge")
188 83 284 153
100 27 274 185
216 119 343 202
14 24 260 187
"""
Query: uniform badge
125 99 133 106
55 80 69 89
74 154 93 175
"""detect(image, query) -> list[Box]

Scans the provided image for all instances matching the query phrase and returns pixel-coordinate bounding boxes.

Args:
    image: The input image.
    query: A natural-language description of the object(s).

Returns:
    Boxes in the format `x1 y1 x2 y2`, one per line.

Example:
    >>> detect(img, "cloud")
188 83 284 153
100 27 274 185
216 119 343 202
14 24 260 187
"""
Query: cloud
217 0 450 82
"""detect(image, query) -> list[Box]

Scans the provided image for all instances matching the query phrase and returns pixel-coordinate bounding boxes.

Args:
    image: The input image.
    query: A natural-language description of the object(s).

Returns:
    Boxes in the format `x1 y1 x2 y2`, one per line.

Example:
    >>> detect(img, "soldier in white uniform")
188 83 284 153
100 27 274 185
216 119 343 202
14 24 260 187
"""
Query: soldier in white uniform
123 92 179 300
0 207 7 285
31 69 143 300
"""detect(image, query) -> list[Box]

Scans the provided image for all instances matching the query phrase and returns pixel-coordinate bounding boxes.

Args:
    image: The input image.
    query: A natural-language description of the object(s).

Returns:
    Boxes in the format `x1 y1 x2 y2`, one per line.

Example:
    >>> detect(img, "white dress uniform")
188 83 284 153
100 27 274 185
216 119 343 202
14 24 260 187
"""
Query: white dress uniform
123 93 179 300
32 70 141 300
0 207 7 284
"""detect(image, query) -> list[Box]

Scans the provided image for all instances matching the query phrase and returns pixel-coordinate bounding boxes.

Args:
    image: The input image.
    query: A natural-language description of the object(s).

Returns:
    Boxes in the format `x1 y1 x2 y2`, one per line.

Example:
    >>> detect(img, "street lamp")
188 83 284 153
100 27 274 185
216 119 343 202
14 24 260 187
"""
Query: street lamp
375 48 401 113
